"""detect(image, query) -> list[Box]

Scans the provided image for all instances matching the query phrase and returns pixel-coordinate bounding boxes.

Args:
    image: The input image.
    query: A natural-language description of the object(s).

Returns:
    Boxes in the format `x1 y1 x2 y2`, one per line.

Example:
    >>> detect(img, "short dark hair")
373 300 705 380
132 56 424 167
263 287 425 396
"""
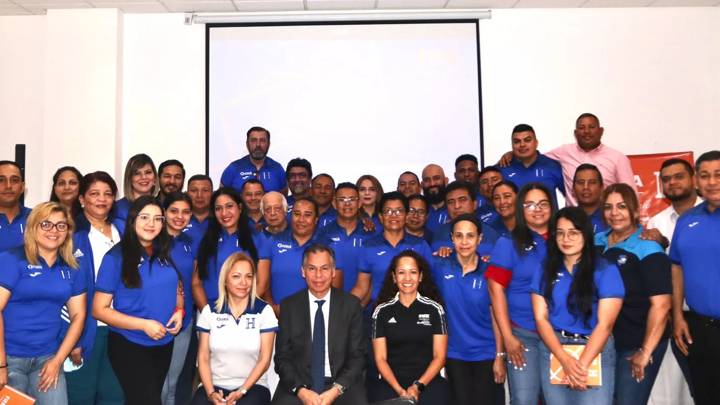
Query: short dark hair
454 154 478 168
576 112 600 127
241 178 264 192
479 165 502 178
695 150 720 172
0 160 23 181
158 159 186 178
450 213 482 235
512 124 535 135
379 191 409 212
660 158 694 177
445 181 477 202
246 126 270 141
188 174 213 189
286 158 312 179
312 173 335 188
407 193 428 208
336 182 358 193
573 163 604 185
292 196 319 217
80 171 118 198
302 242 336 268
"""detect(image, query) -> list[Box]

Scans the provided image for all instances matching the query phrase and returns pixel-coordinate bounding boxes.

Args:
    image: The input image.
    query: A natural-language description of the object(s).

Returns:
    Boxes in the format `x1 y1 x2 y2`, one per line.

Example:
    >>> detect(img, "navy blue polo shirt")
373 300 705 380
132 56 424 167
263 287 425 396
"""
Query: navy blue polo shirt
500 154 565 207
316 219 376 292
0 206 30 252
171 233 196 329
220 155 286 193
95 245 179 346
589 209 608 234
477 202 499 227
358 233 433 302
0 248 86 358
202 230 262 306
485 234 548 331
426 205 449 233
259 229 317 304
670 202 720 319
248 216 267 234
531 258 624 336
596 227 671 349
318 206 338 229
430 221 499 258
433 254 496 361
183 215 209 252
114 197 130 224
485 216 512 239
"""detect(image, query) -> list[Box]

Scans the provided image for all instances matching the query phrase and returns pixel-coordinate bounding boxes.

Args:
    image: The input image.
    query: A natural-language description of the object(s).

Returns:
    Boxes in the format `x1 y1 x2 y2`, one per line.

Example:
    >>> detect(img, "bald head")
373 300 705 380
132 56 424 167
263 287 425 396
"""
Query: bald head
421 164 448 205
261 191 287 230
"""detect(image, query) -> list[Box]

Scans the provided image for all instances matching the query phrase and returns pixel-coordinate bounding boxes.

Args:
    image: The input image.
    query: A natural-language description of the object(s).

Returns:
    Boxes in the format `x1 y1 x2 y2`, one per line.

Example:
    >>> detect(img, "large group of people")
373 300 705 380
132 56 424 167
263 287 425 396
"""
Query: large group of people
0 114 718 405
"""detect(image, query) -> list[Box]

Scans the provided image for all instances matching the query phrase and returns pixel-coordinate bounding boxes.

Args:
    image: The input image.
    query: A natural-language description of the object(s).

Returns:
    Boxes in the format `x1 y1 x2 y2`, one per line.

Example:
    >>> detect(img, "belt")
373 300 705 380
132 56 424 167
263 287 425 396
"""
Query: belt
689 311 720 328
556 329 590 340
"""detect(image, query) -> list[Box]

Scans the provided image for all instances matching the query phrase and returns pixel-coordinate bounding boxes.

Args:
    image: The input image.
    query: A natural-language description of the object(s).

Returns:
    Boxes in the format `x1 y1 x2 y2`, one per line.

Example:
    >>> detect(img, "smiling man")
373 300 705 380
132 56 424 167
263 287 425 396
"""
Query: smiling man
220 126 287 194
0 160 30 252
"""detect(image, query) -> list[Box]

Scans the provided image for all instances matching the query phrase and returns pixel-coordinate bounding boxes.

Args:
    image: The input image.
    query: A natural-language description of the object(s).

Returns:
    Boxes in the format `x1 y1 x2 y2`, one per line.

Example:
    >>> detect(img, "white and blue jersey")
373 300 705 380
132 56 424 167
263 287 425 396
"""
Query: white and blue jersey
259 229 317 304
171 233 196 329
220 155 286 193
316 219 377 292
0 206 30 253
0 248 86 358
500 154 565 208
95 245 179 346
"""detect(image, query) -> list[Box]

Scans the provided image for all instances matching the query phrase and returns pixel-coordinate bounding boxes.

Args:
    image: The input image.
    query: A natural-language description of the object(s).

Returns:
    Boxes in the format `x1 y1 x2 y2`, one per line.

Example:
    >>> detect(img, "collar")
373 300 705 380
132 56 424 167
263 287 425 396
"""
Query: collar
573 142 604 154
309 288 331 303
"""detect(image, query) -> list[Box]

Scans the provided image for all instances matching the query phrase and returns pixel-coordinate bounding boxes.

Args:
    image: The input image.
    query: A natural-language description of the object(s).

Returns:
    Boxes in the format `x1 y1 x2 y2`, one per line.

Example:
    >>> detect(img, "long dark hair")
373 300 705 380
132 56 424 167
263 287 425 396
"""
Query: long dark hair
543 207 597 327
121 196 174 288
50 166 83 219
512 182 554 255
197 187 258 280
376 250 443 306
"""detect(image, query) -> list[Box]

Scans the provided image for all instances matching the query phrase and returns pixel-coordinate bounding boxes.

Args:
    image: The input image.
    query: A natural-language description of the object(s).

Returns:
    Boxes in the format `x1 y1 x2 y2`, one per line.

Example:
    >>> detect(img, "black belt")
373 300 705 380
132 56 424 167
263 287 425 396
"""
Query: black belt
688 311 720 328
556 329 590 340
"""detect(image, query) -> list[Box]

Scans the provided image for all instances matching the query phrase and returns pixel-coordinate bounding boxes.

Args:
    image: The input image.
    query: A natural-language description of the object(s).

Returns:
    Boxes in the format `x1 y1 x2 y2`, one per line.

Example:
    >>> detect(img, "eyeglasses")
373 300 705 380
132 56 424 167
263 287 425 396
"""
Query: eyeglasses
555 229 583 241
382 208 405 217
408 207 427 216
336 196 359 204
263 206 284 214
137 213 165 224
523 200 551 212
39 220 69 232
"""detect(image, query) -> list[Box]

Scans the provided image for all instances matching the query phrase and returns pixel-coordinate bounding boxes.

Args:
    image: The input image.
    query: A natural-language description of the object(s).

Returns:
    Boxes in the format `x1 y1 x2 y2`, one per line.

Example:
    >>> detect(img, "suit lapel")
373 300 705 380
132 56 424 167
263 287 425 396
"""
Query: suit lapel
328 288 340 375
300 290 312 359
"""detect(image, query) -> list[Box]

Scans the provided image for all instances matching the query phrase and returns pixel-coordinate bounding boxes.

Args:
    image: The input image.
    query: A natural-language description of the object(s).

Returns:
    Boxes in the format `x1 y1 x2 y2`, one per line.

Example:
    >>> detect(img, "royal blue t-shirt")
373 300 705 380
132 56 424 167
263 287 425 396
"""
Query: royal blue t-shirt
317 219 377 292
670 202 720 319
430 221 499 258
259 229 316 304
531 258 625 336
220 155 286 193
95 245 179 346
486 234 548 331
500 154 565 208
201 230 262 307
171 233 196 329
433 254 496 361
358 233 433 302
0 206 30 253
0 248 86 357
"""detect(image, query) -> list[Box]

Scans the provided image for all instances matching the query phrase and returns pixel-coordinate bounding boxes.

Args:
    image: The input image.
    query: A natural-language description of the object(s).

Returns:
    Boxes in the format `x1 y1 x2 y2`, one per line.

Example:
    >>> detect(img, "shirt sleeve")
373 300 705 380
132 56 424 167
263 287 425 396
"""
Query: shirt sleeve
485 237 515 288
640 251 672 297
196 304 211 333
430 301 447 335
530 266 544 295
669 220 684 264
358 247 371 274
220 162 235 188
596 262 625 299
258 234 272 260
0 252 20 292
371 305 386 339
259 302 279 333
615 154 637 191
94 250 121 294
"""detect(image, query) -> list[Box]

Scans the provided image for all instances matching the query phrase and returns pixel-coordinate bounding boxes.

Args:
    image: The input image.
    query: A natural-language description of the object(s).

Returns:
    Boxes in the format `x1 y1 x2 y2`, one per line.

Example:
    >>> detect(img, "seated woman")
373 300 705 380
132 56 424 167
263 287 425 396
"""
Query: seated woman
532 206 625 405
0 202 86 404
371 250 448 405
192 252 277 405
433 214 506 405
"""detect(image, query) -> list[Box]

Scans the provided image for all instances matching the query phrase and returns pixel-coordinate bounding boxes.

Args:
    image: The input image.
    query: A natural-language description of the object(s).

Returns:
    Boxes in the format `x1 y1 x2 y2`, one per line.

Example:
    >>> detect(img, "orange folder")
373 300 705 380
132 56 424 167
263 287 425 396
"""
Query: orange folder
549 344 602 386
0 385 36 404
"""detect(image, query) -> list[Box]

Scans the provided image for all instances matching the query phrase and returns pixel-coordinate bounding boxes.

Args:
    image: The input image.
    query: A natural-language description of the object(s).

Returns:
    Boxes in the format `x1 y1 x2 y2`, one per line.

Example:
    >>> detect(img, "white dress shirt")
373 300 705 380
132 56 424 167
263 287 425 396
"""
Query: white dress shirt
308 289 332 378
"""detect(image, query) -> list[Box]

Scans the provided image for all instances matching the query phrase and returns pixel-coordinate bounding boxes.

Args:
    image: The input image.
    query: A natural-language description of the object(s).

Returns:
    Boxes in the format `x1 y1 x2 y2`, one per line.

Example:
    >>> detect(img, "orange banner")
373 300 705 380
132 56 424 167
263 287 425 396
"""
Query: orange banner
628 151 694 225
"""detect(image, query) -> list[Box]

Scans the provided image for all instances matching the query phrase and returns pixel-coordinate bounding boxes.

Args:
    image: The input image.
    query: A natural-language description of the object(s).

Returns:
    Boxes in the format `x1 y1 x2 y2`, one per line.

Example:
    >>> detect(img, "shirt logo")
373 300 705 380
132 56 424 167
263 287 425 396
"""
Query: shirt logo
417 314 431 326
27 264 42 270
444 274 455 280
688 221 699 228
524 241 537 252
508 172 517 178
617 255 628 265
29 272 42 277
216 324 226 329
276 243 292 249
377 251 387 256
73 248 84 258
388 317 397 324
331 237 340 242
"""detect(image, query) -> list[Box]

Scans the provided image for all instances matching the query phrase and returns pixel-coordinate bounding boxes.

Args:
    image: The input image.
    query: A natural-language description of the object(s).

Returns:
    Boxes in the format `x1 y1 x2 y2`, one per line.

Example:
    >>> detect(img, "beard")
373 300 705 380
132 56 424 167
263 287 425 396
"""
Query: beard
250 147 267 160
666 188 693 202
423 186 446 205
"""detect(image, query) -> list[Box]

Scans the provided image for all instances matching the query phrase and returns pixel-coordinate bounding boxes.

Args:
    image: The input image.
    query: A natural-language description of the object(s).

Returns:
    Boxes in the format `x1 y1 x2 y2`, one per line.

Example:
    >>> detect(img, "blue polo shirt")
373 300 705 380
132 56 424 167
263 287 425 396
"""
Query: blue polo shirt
318 206 338 229
358 233 433 302
589 209 608 234
485 233 548 331
531 258 625 336
670 202 720 319
201 230 262 307
500 154 565 207
171 233 196 329
183 215 209 252
220 155 286 193
426 205 449 233
95 245 179 346
596 227 671 349
114 197 131 224
476 197 499 227
259 229 317 304
0 206 30 252
433 254 496 361
430 221 499 258
317 219 376 292
0 248 86 358
248 216 267 234
484 216 512 239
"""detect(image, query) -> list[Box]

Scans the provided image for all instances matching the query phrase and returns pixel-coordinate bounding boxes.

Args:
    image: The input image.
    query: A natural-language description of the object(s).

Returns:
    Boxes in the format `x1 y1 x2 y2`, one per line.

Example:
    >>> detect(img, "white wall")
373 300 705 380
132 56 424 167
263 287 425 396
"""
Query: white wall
1 7 718 206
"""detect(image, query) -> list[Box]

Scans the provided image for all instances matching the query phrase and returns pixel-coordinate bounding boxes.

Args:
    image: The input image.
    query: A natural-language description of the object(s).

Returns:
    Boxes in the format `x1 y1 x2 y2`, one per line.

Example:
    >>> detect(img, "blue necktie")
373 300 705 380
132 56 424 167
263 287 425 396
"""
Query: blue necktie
311 299 326 393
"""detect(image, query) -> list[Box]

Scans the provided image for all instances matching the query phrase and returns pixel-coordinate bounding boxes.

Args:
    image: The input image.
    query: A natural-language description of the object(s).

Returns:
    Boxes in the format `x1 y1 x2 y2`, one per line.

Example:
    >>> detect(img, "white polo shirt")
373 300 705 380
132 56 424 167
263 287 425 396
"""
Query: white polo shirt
196 299 278 390
647 196 703 251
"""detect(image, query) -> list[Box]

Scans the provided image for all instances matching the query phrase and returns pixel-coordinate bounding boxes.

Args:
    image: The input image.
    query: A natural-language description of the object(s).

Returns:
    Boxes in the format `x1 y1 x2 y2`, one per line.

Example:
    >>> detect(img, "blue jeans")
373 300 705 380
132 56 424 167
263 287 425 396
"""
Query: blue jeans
614 338 668 405
7 353 68 405
507 327 542 405
161 324 192 405
539 333 615 405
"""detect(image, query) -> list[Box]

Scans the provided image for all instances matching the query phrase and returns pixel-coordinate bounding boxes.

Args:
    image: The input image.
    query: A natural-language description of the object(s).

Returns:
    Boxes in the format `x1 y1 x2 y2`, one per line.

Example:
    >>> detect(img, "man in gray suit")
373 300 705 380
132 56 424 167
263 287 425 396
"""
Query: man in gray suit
272 243 368 405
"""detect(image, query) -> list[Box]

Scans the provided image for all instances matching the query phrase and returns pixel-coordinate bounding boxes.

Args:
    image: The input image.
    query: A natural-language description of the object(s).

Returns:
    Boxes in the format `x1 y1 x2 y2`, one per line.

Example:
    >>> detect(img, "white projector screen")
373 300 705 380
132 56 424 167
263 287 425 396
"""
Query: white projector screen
207 21 483 191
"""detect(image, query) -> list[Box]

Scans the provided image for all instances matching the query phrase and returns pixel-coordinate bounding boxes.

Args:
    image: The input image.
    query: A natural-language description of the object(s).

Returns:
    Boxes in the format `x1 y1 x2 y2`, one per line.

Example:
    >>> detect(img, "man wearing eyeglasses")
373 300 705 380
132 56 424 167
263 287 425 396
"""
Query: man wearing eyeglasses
405 194 432 244
0 160 30 253
317 183 376 293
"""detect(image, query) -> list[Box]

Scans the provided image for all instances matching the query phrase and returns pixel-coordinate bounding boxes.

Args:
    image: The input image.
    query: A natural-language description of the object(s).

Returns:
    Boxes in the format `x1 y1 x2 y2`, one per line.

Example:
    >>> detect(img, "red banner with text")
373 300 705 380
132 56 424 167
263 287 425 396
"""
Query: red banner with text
628 151 694 225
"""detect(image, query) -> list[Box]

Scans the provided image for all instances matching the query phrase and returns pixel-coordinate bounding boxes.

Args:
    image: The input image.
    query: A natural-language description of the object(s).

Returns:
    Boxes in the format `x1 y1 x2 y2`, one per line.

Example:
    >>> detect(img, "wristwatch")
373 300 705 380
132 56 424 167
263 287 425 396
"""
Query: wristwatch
332 382 345 395
239 387 248 395
291 384 308 396
412 380 426 392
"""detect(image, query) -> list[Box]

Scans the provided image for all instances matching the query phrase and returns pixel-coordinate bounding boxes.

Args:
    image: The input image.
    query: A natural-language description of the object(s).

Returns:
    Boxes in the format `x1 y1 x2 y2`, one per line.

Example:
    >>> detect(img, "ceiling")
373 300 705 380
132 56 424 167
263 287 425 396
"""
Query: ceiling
0 0 718 16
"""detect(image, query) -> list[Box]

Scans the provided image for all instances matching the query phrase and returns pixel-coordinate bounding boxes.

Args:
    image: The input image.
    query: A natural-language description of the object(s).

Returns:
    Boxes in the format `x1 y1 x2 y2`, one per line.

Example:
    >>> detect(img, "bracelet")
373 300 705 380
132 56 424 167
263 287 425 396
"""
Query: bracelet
239 387 248 395
496 352 506 358
174 307 186 318
637 347 654 364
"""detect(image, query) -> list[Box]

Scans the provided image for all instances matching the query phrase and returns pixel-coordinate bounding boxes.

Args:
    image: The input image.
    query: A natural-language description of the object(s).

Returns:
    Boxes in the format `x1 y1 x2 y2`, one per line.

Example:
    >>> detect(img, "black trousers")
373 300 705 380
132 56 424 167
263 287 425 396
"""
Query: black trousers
191 384 270 405
686 312 720 405
445 358 505 405
369 376 448 405
271 380 368 405
107 331 173 405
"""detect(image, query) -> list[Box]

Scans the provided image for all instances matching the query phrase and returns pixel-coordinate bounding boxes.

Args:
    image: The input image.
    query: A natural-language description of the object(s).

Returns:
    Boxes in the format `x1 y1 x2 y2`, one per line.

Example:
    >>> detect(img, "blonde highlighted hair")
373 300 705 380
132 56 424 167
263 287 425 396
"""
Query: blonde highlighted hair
215 252 257 313
24 201 77 269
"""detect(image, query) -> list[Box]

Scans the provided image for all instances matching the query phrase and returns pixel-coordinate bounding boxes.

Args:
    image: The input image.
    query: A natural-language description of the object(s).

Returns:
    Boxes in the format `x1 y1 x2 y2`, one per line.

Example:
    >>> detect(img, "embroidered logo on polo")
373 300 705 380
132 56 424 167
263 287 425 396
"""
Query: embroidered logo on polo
276 243 292 249
331 237 340 242
377 251 387 256
688 222 699 228
417 314 431 326
388 317 397 324
27 264 42 270
508 173 517 178
444 275 454 280
73 248 84 258
524 241 538 252
29 272 42 277
617 255 628 265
